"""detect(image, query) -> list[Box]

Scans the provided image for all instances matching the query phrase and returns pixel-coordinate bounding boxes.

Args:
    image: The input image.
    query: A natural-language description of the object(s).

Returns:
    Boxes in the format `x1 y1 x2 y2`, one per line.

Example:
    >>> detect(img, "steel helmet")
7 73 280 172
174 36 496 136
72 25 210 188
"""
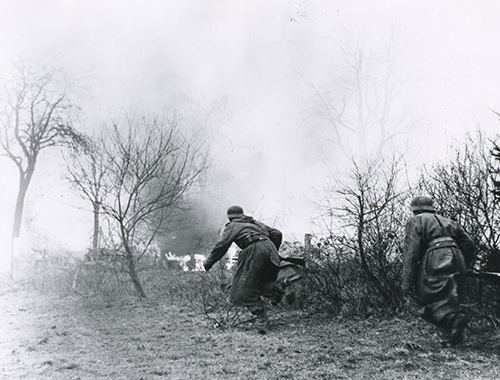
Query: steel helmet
410 196 435 212
227 205 244 219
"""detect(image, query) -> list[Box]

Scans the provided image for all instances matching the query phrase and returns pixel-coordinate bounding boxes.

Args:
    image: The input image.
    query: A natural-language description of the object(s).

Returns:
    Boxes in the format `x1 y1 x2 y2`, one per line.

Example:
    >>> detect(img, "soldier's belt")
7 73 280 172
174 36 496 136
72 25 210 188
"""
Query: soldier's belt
237 234 269 249
427 236 458 250
247 236 268 245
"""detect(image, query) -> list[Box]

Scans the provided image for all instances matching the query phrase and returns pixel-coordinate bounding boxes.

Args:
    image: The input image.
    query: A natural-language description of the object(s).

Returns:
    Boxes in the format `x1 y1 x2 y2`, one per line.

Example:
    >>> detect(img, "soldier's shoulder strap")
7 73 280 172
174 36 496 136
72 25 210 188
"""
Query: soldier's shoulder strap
434 214 444 227
249 220 269 235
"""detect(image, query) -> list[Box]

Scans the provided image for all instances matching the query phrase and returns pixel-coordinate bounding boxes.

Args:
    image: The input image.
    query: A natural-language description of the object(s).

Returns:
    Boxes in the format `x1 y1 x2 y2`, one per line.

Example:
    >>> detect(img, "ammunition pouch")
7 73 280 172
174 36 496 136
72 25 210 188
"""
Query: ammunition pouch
425 236 466 274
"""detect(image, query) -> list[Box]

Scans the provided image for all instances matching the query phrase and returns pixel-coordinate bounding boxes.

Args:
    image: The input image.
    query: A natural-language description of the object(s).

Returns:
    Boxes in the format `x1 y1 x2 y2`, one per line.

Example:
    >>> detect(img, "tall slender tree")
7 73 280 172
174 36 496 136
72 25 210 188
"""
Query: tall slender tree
0 63 81 276
306 40 416 160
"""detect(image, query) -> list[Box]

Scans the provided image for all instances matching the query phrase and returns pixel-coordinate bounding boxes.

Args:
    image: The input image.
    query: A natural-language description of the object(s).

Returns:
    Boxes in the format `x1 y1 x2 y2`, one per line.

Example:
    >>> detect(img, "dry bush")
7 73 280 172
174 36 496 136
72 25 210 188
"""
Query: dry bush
301 236 405 318
459 276 500 330
11 253 77 295
197 263 256 329
142 269 207 305
197 258 305 329
419 130 500 270
419 130 500 323
310 157 409 317
71 261 134 300
302 241 359 315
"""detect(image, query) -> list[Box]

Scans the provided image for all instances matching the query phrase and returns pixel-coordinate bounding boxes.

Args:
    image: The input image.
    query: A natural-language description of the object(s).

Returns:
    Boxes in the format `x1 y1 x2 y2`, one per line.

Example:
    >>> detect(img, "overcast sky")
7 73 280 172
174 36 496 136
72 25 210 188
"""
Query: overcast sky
1 0 499 265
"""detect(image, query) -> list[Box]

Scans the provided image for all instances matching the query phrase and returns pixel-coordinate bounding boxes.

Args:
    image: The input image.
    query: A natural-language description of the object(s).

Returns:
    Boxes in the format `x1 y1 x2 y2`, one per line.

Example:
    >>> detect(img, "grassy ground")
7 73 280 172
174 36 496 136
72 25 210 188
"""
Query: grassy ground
0 283 499 380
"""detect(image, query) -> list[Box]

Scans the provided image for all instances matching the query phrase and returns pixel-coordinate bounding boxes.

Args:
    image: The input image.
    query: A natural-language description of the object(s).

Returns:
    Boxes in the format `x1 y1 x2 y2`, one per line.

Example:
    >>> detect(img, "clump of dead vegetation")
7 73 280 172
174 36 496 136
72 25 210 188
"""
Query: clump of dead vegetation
8 130 500 335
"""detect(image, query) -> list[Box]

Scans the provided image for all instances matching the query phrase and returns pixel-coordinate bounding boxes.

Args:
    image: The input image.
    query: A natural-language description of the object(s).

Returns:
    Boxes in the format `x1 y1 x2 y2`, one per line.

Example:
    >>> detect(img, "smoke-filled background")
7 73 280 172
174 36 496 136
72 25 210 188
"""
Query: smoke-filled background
0 0 499 269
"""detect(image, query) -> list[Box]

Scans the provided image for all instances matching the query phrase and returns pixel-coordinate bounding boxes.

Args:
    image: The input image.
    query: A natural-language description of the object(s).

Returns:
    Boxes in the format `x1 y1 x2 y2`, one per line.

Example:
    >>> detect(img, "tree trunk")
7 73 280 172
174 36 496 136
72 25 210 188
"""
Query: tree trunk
356 197 391 303
12 176 30 239
92 202 100 250
124 243 147 298
10 170 33 279
304 233 312 259
357 196 366 269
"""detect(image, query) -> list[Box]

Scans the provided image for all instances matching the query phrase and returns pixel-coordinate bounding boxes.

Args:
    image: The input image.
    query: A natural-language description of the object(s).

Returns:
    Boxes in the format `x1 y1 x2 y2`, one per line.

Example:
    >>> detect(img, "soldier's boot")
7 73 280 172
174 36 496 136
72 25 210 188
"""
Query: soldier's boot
449 314 468 345
437 326 452 347
434 313 453 347
438 313 468 347
263 280 287 306
285 291 296 305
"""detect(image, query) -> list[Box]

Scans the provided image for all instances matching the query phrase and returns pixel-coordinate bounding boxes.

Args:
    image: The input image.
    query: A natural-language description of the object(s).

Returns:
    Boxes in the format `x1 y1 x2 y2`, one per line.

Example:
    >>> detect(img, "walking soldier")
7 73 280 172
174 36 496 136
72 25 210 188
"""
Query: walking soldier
403 196 475 345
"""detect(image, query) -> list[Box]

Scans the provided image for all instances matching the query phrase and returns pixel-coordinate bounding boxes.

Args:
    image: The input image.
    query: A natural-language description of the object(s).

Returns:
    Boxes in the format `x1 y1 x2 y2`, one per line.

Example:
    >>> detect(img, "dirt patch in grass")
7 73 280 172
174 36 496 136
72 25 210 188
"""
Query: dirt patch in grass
0 288 499 379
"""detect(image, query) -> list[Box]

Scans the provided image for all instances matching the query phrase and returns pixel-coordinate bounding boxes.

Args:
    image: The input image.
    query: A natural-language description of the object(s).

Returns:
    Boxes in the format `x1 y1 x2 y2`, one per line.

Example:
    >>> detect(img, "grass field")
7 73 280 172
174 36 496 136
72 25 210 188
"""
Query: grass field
1 282 499 380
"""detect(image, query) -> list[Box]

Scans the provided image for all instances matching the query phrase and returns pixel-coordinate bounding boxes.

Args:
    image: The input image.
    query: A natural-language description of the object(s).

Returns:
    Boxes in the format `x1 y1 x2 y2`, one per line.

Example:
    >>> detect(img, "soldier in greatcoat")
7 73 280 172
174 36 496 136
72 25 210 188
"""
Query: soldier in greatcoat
403 196 475 345
204 206 285 325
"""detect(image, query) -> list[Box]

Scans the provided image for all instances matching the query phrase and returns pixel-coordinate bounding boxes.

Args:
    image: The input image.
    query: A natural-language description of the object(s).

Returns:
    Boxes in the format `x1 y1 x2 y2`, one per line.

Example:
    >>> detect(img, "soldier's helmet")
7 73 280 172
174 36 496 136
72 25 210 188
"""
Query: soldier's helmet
410 196 435 212
227 205 244 219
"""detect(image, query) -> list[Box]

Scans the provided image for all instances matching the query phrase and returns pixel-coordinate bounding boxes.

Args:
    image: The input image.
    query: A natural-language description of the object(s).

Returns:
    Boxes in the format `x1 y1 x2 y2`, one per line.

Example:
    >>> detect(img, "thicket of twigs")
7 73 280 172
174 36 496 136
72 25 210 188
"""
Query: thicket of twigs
302 156 408 317
300 130 500 325
14 130 500 329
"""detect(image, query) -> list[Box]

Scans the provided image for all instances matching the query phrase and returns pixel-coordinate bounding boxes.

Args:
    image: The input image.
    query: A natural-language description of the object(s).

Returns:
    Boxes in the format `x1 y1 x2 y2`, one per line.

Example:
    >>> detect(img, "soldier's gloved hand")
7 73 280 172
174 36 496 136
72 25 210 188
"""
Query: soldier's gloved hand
203 262 211 272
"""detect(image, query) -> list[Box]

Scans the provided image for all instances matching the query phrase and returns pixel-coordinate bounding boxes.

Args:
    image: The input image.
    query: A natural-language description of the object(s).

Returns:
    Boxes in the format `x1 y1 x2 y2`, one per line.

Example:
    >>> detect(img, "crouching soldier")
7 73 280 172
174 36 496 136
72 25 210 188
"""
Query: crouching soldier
204 206 285 329
403 196 475 346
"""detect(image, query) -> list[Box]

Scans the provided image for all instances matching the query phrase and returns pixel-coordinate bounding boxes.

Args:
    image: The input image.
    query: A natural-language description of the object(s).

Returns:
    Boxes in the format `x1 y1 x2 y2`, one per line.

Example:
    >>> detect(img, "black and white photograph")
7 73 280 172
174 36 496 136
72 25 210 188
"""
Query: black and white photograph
0 1 499 379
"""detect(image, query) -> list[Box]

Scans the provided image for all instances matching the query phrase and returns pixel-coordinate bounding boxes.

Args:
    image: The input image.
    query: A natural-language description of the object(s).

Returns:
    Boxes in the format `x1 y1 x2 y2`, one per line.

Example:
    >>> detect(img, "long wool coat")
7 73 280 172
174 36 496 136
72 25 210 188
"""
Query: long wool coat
204 215 283 311
403 211 475 324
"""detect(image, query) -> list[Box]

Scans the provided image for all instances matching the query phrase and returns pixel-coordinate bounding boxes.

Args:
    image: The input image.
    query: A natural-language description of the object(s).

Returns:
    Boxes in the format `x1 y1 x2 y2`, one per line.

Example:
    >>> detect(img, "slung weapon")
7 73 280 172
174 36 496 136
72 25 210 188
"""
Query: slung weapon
465 270 500 283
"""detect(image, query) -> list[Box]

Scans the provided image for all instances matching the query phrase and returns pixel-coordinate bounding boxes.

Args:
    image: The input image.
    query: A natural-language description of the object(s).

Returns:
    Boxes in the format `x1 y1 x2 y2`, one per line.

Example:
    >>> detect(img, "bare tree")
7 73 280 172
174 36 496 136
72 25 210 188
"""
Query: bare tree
95 116 207 297
307 41 414 159
0 63 81 275
64 134 108 250
317 156 409 309
418 130 500 321
420 130 500 270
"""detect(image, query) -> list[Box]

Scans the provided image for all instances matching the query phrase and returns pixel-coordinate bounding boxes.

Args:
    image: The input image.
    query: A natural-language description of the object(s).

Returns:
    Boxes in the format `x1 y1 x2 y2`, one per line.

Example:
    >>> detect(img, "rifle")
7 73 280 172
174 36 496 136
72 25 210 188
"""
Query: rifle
464 270 500 283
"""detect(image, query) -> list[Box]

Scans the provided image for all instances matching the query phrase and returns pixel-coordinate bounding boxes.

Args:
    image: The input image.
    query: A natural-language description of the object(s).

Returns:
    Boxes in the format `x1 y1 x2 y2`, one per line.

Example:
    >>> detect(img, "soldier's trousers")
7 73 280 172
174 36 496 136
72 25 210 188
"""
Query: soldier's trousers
416 244 467 329
230 239 283 315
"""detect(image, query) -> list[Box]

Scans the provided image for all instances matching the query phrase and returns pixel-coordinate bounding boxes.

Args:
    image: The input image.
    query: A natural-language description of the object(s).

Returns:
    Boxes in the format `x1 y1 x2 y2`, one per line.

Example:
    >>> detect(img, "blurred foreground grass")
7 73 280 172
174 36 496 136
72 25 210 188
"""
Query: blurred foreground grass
0 271 499 379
